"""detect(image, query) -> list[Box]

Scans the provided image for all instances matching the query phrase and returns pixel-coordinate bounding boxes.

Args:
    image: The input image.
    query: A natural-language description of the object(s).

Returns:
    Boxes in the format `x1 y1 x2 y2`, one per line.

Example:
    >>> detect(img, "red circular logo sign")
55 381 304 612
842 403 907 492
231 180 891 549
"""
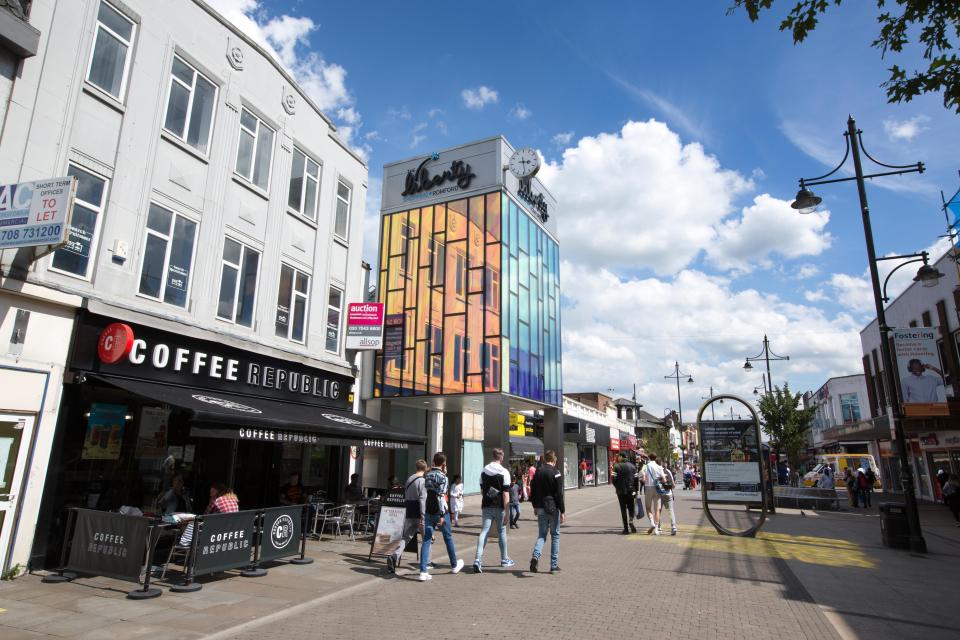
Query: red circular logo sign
98 323 134 364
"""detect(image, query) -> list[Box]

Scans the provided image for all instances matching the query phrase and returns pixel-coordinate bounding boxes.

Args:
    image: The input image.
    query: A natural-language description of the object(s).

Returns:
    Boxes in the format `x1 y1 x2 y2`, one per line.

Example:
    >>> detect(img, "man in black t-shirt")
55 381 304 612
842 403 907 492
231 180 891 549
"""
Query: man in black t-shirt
611 453 638 534
473 448 513 573
530 450 565 573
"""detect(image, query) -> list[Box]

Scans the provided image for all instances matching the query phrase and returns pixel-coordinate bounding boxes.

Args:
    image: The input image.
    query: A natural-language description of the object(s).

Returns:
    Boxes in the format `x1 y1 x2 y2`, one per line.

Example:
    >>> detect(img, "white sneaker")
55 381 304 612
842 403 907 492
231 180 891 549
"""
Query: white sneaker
653 527 660 536
418 572 432 582
452 559 464 574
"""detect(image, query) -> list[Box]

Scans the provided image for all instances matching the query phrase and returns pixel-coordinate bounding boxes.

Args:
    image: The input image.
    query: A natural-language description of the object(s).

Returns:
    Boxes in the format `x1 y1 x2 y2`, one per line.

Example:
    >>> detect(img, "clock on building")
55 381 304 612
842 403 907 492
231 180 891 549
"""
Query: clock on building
508 147 540 180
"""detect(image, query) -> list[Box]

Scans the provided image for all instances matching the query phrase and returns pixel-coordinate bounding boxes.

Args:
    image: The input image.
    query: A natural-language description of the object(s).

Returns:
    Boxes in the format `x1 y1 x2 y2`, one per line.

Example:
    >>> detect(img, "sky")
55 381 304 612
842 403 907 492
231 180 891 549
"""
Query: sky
208 0 960 421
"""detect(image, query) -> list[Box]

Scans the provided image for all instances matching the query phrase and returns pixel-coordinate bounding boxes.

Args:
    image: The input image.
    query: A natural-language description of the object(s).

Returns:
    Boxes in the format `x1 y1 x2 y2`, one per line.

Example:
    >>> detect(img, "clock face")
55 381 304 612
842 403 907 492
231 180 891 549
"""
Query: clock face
509 147 540 179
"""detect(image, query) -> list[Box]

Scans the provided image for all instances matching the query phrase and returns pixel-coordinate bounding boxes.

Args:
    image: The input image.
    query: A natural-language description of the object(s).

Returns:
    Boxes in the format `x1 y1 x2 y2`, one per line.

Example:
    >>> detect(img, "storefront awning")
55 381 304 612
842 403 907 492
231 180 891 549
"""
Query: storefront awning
510 435 544 458
90 375 425 446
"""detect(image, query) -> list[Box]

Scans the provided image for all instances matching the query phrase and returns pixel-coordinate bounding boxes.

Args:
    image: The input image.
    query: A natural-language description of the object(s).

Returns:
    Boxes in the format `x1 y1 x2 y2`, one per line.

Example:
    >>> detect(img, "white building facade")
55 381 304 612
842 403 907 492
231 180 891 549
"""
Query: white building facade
0 0 371 574
803 374 873 454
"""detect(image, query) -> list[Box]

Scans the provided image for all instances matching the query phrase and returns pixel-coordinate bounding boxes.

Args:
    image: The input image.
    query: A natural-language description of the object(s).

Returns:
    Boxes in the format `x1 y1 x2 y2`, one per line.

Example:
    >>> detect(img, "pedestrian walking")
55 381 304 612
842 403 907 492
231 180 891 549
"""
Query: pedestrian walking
418 453 465 581
509 478 521 528
611 452 638 534
942 473 960 526
642 453 666 535
473 448 513 573
817 465 835 489
387 459 427 575
530 449 565 573
843 468 857 507
449 474 464 526
657 465 678 535
857 467 875 508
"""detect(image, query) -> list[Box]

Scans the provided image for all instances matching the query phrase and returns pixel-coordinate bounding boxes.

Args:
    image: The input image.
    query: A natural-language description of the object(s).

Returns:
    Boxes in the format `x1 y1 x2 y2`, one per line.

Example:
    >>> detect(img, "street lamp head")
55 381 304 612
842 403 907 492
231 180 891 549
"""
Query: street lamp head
914 263 944 288
743 360 753 371
753 387 759 395
791 187 821 214
687 376 694 384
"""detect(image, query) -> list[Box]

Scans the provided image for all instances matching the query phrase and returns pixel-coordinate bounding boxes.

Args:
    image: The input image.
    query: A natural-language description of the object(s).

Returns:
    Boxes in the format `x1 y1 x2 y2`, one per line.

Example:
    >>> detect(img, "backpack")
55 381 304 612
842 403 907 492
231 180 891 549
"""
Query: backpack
482 473 503 504
657 469 675 494
424 470 444 515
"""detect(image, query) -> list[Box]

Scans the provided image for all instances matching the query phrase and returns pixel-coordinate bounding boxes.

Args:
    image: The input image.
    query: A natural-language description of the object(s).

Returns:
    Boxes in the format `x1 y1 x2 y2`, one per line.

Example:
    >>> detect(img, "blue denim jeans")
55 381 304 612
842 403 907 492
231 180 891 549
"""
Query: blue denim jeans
532 509 560 568
420 512 457 572
475 507 508 564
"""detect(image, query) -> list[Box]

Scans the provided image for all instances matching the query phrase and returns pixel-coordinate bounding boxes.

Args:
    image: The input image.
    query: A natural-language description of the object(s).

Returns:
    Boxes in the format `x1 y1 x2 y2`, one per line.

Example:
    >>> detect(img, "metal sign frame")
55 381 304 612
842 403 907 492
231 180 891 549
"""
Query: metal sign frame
696 395 768 538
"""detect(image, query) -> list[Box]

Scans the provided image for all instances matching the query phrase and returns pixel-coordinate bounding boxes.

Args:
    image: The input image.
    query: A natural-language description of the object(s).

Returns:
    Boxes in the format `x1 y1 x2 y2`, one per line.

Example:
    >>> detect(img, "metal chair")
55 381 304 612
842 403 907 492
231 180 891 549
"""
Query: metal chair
161 523 193 580
320 504 355 540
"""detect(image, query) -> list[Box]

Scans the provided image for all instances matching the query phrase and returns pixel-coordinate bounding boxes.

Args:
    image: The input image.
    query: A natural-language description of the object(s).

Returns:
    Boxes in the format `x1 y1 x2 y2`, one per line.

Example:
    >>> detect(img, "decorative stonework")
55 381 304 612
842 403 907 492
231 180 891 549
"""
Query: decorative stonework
282 87 296 115
227 39 244 70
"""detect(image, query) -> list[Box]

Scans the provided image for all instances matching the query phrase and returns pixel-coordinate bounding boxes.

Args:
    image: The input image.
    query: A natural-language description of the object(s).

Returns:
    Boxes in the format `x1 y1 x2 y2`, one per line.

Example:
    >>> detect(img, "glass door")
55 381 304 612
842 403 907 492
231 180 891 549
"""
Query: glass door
0 415 32 572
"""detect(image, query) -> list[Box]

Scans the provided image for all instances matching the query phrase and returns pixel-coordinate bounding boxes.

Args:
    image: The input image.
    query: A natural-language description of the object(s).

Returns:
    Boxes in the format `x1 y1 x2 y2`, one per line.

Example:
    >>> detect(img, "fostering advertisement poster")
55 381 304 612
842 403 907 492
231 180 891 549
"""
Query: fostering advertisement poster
700 420 762 503
893 327 949 417
82 403 126 460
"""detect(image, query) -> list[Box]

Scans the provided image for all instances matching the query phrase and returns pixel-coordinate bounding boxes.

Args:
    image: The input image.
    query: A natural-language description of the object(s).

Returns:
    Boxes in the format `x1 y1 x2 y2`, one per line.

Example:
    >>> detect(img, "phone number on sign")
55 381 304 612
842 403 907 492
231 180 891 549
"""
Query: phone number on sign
0 224 63 243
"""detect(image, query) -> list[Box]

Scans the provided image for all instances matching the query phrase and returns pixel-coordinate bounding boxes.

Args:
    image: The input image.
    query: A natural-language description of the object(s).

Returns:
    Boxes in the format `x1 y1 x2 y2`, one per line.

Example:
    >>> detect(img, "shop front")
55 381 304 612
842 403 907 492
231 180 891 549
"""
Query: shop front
32 312 423 568
562 417 602 488
919 431 960 500
595 426 610 485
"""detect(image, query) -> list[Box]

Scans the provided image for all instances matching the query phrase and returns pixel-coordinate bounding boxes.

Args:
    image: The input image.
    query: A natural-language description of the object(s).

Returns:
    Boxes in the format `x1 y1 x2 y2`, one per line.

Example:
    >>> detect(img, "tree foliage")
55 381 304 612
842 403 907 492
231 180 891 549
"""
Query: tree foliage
643 427 674 465
729 1 960 113
756 383 814 470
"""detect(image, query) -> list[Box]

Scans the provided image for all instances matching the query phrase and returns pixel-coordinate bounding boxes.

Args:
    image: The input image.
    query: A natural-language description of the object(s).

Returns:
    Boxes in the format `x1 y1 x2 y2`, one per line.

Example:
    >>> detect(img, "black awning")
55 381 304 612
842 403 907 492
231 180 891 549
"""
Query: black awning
510 435 544 458
90 375 424 445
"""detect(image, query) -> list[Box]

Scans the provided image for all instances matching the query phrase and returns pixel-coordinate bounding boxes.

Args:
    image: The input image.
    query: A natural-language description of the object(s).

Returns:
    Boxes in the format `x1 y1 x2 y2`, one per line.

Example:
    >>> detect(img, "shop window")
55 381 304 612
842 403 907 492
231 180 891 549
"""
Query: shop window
86 1 136 100
335 180 351 240
138 203 197 307
275 263 309 343
50 165 108 279
216 238 259 326
163 55 217 154
287 148 320 219
235 107 274 191
325 286 343 353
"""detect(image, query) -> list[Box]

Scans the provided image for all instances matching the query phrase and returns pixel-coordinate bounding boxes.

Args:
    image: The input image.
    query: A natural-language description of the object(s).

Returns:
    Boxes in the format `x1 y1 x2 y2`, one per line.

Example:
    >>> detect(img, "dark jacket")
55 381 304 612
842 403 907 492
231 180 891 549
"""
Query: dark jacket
530 463 565 514
611 461 637 496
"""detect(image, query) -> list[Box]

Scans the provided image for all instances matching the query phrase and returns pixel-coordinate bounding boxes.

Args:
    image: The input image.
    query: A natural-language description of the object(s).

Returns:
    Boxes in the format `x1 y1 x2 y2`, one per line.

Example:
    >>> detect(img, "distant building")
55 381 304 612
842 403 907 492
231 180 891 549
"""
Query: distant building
802 374 873 455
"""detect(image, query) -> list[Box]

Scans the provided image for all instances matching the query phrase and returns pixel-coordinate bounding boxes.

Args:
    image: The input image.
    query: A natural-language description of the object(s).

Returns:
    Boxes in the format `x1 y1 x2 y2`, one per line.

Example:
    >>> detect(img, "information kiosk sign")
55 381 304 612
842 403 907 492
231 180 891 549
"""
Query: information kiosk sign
696 395 768 537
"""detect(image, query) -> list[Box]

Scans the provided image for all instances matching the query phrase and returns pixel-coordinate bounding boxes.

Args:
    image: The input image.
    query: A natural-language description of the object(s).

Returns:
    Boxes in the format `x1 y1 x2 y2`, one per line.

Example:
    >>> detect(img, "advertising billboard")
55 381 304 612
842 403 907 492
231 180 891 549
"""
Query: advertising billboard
345 302 385 350
893 327 949 417
0 177 75 252
699 420 762 503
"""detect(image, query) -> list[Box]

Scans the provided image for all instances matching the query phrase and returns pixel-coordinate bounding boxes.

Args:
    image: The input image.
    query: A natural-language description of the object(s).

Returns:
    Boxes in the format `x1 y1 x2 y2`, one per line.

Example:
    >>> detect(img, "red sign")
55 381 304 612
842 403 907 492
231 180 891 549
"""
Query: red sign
345 302 385 350
626 435 638 450
609 432 621 451
97 323 134 364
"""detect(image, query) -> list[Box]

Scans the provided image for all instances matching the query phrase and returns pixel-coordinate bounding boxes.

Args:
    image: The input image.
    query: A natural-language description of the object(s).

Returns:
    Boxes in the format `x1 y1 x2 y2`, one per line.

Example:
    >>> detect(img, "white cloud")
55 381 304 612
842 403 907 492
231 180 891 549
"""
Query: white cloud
388 106 412 120
510 104 532 120
337 107 361 125
538 119 752 275
804 290 827 302
797 264 819 279
883 115 930 142
552 131 574 146
427 108 444 118
412 122 428 133
364 130 381 141
607 73 706 141
461 86 499 110
560 262 863 409
410 134 426 149
708 194 832 272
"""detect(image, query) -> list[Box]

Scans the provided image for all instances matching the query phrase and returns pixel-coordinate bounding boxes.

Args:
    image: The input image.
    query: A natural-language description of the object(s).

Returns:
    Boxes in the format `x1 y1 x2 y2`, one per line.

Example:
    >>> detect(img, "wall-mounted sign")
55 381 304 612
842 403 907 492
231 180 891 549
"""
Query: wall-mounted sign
0 176 75 251
518 179 549 222
382 314 404 362
401 153 476 199
508 412 526 437
893 327 949 417
345 302 385 350
72 312 352 409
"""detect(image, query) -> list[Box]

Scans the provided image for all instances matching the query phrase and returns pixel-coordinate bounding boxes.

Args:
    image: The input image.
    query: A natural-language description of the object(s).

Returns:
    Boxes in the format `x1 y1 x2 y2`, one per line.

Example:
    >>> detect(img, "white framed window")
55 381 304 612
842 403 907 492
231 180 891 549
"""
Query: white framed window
163 55 218 154
217 238 260 327
325 286 343 353
86 1 136 100
138 203 198 307
275 263 309 343
288 148 320 219
334 179 351 240
235 107 274 191
50 165 108 280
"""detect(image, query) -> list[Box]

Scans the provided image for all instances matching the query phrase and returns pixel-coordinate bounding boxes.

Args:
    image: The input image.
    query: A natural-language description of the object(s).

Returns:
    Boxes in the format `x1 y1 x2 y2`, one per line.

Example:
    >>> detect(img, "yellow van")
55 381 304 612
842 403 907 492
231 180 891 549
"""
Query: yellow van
802 454 881 489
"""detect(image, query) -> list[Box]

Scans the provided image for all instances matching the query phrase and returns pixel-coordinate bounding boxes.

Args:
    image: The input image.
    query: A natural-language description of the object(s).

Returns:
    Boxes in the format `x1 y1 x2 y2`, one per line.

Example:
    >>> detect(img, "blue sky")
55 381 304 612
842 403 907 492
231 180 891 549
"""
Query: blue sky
212 0 960 418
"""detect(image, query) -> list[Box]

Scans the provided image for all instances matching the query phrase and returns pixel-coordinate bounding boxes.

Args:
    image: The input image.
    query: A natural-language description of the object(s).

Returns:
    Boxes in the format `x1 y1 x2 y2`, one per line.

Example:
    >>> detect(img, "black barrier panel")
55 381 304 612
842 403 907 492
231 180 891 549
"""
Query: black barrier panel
65 509 151 582
260 505 304 563
193 510 257 576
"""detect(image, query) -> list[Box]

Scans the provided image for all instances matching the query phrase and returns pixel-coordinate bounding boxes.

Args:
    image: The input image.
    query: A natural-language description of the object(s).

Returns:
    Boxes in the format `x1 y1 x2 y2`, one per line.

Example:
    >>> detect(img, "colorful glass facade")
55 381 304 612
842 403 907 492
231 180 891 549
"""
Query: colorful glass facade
375 191 561 405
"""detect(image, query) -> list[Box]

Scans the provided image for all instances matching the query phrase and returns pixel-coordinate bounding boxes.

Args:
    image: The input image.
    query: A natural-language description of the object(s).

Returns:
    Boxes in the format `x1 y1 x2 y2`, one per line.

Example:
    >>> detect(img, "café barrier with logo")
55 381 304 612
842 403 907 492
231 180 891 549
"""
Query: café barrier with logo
259 505 306 563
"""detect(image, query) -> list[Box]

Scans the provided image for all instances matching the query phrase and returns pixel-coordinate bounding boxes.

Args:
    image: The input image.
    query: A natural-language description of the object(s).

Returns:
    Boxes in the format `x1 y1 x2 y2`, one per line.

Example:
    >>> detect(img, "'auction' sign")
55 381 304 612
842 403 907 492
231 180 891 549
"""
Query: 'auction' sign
345 302 385 350
0 177 75 251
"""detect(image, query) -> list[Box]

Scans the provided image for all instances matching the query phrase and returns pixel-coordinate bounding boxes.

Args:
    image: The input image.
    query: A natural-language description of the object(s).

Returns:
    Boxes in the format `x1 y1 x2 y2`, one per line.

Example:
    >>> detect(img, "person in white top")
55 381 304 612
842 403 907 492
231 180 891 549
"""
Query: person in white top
817 466 836 490
642 453 666 535
449 475 464 526
658 466 678 536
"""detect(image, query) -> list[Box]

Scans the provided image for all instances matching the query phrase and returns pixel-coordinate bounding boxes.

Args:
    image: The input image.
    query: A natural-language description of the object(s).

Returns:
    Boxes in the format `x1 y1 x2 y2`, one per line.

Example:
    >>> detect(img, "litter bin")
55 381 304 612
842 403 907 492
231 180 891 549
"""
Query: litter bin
879 502 909 549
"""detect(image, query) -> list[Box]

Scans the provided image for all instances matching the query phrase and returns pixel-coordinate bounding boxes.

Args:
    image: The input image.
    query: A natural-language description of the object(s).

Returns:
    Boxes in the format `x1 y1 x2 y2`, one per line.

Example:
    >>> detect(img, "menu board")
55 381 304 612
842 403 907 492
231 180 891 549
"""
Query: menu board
369 505 407 558
82 403 126 460
699 420 762 503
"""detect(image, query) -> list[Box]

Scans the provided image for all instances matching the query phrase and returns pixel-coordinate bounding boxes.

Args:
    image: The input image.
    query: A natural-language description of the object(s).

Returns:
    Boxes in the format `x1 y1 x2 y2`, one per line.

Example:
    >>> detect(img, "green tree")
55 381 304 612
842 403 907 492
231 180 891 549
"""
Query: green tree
643 427 674 465
729 1 960 113
756 383 814 471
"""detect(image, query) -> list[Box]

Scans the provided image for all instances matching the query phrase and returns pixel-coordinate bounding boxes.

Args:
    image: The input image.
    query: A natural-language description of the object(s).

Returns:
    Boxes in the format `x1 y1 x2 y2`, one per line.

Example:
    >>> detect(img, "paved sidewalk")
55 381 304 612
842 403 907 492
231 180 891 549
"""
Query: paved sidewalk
1 486 957 639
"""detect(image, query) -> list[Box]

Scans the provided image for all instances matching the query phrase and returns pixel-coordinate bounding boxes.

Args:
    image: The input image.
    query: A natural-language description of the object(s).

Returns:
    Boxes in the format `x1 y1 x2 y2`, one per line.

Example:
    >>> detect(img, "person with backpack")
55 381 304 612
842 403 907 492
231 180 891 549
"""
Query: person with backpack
387 459 427 576
473 448 514 572
642 453 666 535
657 465 678 535
529 449 565 573
418 452 465 581
611 452 638 535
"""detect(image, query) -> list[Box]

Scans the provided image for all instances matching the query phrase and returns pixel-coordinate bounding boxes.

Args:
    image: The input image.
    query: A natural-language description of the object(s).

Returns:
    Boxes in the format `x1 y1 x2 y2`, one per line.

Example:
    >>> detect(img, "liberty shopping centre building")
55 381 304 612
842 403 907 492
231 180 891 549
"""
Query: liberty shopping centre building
360 137 566 494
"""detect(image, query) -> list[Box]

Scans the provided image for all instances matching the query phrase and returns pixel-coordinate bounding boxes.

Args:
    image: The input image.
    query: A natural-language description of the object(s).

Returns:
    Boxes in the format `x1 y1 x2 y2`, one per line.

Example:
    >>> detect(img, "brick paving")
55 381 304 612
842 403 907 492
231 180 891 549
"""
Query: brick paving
2 486 958 639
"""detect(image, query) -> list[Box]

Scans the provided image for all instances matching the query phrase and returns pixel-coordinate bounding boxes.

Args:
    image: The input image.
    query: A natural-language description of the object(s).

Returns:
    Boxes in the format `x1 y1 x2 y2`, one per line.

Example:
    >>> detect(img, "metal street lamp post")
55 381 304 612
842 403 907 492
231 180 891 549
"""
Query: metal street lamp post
790 115 941 554
744 336 789 394
664 362 693 429
701 386 723 420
